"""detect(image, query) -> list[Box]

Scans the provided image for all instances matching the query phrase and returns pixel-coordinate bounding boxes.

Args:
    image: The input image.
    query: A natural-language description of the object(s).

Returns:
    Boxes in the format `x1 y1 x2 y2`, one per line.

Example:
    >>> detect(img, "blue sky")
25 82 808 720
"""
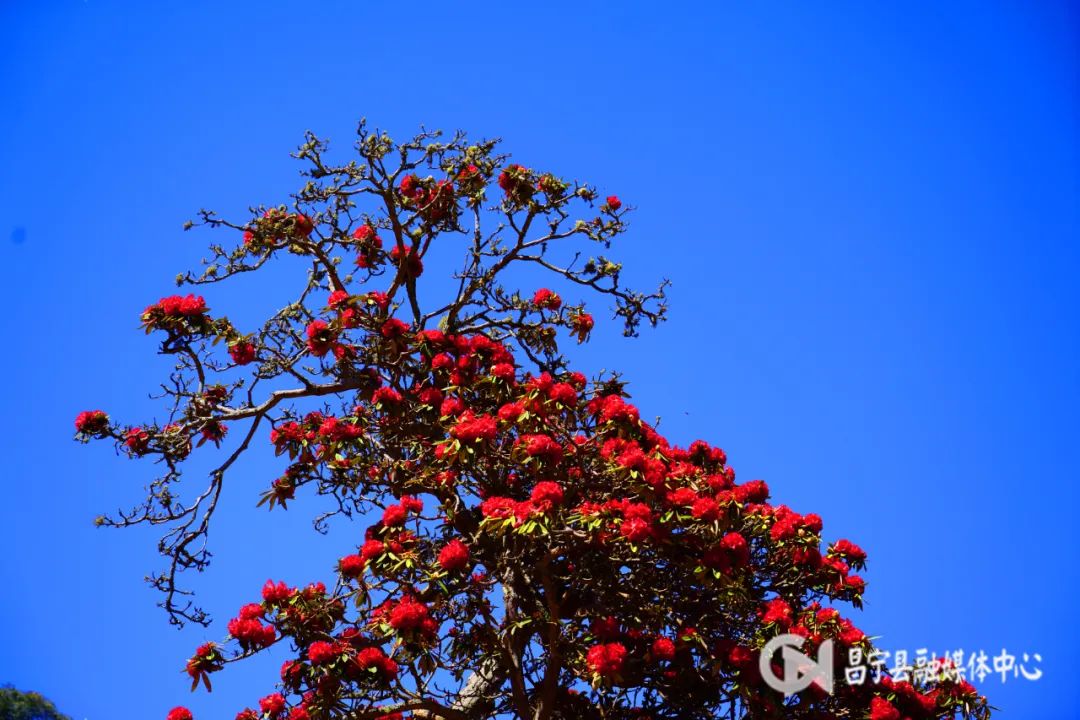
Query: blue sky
1 1 1077 718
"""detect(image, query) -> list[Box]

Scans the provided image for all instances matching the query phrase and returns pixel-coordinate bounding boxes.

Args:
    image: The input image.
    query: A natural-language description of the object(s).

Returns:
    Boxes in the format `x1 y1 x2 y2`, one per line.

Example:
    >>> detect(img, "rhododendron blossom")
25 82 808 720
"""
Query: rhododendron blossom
79 125 988 720
74 409 109 435
437 538 471 572
586 642 628 678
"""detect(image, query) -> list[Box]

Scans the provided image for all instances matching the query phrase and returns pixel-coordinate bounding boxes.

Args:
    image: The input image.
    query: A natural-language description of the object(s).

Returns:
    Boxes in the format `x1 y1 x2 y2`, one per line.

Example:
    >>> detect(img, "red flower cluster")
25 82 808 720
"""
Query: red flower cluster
227 603 276 650
352 223 383 269
338 553 365 578
517 433 564 463
244 209 314 249
651 636 676 662
530 480 565 511
305 319 338 357
437 538 471 572
125 426 150 454
571 312 594 342
533 288 562 310
498 163 535 205
259 693 286 717
307 640 342 665
74 410 109 435
399 174 457 223
760 597 793 627
229 340 257 365
381 495 422 527
586 642 627 678
389 244 424 278
450 412 498 443
386 595 437 637
141 294 211 333
355 645 399 679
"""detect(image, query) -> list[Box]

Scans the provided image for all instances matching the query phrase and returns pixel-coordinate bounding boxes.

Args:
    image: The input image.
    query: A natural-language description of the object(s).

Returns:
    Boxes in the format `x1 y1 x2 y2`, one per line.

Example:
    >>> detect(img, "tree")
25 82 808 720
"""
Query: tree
0 686 71 720
76 123 990 720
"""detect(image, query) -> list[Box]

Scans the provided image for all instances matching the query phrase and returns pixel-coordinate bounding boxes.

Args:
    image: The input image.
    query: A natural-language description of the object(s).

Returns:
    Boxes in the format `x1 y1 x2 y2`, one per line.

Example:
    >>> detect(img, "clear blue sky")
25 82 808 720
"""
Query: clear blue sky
1 2 1077 718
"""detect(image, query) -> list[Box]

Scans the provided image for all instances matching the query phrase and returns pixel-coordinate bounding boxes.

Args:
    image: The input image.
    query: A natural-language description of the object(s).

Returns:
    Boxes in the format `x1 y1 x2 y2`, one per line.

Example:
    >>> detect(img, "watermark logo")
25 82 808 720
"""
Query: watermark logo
760 634 835 696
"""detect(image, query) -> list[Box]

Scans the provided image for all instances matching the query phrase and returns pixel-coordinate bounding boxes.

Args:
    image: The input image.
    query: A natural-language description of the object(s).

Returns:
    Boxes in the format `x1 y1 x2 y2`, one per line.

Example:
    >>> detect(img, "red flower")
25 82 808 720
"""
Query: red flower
200 420 228 446
530 481 565 511
606 195 622 211
651 636 676 662
305 320 337 357
490 362 516 381
720 531 750 568
518 434 564 463
390 244 423 278
399 174 423 200
227 612 276 650
238 602 264 620
668 487 697 507
388 596 432 633
586 642 627 678
328 289 350 309
356 646 399 679
159 294 208 317
690 496 721 522
166 708 193 720
456 163 485 192
178 294 207 316
366 290 390 311
480 496 517 520
339 554 365 578
352 224 382 247
547 382 577 406
498 164 535 204
307 640 339 665
498 401 526 423
438 539 471 572
869 697 901 720
382 504 408 527
229 340 257 365
733 480 769 504
838 618 865 646
261 579 292 604
185 642 223 682
845 574 866 595
361 539 385 562
728 644 753 669
451 413 498 443
259 693 287 717
571 313 594 342
761 598 793 627
75 410 109 435
831 538 868 565
440 397 465 417
125 427 150 454
381 317 410 339
532 288 562 310
293 214 314 237
620 517 652 543
372 387 403 407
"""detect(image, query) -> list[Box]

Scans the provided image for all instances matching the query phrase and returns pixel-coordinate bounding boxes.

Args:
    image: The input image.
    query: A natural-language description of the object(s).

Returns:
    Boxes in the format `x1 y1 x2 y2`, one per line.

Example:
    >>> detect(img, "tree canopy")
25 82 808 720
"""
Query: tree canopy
77 123 990 720
0 686 71 720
